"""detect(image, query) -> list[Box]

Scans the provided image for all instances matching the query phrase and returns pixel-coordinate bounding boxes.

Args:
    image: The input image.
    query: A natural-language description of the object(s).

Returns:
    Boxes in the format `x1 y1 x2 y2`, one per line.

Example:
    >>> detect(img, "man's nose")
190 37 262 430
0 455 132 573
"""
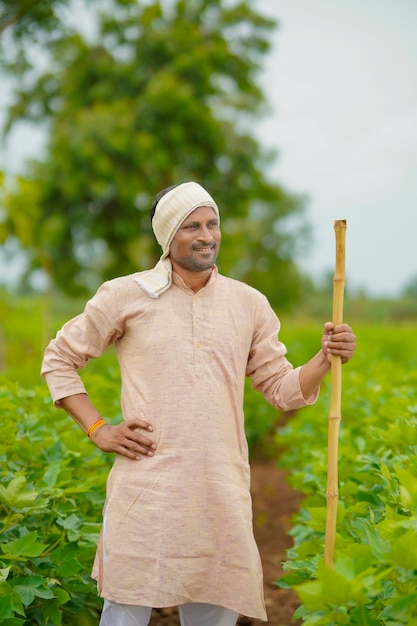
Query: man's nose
197 225 214 241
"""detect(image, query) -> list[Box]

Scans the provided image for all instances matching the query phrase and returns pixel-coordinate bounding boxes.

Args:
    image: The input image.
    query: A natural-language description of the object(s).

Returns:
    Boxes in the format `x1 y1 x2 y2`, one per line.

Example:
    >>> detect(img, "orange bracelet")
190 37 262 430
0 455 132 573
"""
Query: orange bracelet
87 418 106 439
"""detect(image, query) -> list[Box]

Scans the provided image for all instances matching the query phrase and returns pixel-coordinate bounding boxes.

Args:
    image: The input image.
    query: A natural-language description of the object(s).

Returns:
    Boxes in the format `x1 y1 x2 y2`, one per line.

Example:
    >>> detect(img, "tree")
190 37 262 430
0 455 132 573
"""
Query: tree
403 274 417 297
0 0 308 309
0 0 69 40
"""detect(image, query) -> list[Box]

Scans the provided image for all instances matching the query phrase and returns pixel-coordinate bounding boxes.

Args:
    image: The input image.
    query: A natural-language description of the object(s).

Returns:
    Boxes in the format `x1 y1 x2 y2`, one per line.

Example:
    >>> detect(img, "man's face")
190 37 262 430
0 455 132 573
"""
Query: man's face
169 205 221 273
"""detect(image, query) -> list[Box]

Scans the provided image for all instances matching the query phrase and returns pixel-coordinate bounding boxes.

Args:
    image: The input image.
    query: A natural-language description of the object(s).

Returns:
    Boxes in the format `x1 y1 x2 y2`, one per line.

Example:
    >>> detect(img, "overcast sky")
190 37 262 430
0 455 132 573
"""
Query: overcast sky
257 0 417 296
1 0 416 296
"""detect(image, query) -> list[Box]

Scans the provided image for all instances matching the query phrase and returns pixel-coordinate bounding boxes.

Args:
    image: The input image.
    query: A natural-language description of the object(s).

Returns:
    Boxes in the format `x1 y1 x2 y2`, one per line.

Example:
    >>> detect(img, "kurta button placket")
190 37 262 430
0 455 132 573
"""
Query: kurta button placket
193 292 205 378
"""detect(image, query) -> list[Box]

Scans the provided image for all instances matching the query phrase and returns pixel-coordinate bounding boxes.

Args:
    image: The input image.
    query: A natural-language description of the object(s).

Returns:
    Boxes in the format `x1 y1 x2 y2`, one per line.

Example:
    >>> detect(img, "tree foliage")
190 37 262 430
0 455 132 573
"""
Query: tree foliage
403 274 417 297
0 0 69 41
0 0 308 309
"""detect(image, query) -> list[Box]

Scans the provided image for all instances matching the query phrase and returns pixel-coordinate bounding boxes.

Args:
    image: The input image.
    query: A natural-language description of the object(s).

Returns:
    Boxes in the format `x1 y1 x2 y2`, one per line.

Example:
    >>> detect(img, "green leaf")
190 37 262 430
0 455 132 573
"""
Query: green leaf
319 560 367 606
0 567 11 582
390 529 417 570
1 532 46 558
352 518 391 560
10 576 54 607
380 592 417 620
50 544 84 577
0 595 14 621
295 580 326 611
42 460 63 488
53 586 70 606
41 599 62 624
349 606 381 625
56 513 81 541
397 467 417 512
0 476 38 509
11 586 34 608
295 558 369 612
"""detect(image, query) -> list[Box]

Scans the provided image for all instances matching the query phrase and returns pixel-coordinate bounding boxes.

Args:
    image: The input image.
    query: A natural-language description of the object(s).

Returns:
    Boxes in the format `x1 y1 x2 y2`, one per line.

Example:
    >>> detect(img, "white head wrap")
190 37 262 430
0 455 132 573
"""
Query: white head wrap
135 181 219 298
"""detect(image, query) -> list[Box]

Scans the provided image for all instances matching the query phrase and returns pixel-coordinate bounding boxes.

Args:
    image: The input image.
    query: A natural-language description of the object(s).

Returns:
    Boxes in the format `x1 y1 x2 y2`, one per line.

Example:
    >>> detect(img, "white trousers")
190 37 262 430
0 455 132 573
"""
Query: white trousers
99 600 239 626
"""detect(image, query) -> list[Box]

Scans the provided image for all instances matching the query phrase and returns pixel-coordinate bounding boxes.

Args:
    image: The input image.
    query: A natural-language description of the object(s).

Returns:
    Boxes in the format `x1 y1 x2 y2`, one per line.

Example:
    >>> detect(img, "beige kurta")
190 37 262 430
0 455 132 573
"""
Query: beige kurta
41 268 318 621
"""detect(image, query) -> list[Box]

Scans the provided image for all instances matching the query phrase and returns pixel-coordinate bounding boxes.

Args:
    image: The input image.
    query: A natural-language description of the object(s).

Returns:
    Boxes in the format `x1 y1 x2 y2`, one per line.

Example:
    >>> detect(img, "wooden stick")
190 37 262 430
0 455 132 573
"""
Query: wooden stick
324 219 347 568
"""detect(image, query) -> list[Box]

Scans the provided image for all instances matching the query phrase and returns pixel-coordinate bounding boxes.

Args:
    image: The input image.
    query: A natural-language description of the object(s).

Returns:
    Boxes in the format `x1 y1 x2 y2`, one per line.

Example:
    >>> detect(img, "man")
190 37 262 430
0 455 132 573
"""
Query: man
41 181 356 626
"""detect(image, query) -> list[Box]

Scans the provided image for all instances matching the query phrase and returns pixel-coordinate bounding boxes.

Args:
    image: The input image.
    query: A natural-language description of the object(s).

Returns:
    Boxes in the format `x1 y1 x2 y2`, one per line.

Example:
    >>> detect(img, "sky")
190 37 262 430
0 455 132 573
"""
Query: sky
1 0 417 296
256 0 417 297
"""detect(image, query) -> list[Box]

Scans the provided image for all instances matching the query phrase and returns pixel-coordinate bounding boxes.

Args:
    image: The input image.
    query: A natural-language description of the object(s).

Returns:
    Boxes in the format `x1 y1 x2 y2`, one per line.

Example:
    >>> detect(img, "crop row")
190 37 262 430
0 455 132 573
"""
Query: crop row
1 302 415 624
275 325 417 625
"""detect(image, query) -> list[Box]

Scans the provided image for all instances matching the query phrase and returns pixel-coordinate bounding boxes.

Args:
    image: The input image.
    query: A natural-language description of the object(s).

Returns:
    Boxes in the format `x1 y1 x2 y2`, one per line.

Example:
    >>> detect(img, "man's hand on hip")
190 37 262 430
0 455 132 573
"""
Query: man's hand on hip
92 420 157 460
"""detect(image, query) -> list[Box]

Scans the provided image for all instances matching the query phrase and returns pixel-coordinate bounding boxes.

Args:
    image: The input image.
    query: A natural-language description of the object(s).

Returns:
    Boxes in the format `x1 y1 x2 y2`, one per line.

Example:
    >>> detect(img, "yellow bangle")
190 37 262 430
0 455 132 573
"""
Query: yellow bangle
87 419 106 438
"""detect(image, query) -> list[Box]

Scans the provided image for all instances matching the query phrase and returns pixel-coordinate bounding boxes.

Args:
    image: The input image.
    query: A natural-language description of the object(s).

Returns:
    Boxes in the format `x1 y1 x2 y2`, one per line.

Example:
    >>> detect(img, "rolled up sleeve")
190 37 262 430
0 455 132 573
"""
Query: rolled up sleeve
41 281 123 406
246 297 319 412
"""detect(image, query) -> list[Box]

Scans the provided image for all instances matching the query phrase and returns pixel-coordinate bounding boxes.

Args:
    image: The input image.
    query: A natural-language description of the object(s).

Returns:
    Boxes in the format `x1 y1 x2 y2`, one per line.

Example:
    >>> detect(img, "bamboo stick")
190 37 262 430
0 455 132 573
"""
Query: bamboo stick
324 219 347 568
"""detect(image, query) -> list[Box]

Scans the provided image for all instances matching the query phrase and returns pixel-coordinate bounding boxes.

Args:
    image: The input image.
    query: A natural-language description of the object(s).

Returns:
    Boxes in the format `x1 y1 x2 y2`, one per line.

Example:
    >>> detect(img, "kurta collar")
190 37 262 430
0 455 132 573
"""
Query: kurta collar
172 266 218 293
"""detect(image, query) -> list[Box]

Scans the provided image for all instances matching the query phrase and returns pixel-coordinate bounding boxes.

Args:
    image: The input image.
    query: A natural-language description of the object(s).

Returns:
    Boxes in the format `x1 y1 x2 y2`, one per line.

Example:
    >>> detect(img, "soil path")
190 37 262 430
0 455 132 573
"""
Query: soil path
148 457 303 626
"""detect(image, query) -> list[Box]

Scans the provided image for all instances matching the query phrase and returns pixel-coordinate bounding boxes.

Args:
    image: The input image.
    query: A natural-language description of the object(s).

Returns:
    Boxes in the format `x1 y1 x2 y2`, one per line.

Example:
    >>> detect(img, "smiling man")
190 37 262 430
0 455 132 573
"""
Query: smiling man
169 206 220 278
41 181 356 626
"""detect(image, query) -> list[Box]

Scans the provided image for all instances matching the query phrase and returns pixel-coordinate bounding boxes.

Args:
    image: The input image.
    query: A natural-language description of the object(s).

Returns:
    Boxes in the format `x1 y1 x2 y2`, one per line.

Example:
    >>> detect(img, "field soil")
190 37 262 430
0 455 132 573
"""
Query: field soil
149 455 303 626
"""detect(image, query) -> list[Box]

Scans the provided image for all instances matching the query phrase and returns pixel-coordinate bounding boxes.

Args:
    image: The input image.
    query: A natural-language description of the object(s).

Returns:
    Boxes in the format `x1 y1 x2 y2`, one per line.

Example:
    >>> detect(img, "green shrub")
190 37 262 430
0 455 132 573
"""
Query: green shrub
276 324 417 624
0 379 112 625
